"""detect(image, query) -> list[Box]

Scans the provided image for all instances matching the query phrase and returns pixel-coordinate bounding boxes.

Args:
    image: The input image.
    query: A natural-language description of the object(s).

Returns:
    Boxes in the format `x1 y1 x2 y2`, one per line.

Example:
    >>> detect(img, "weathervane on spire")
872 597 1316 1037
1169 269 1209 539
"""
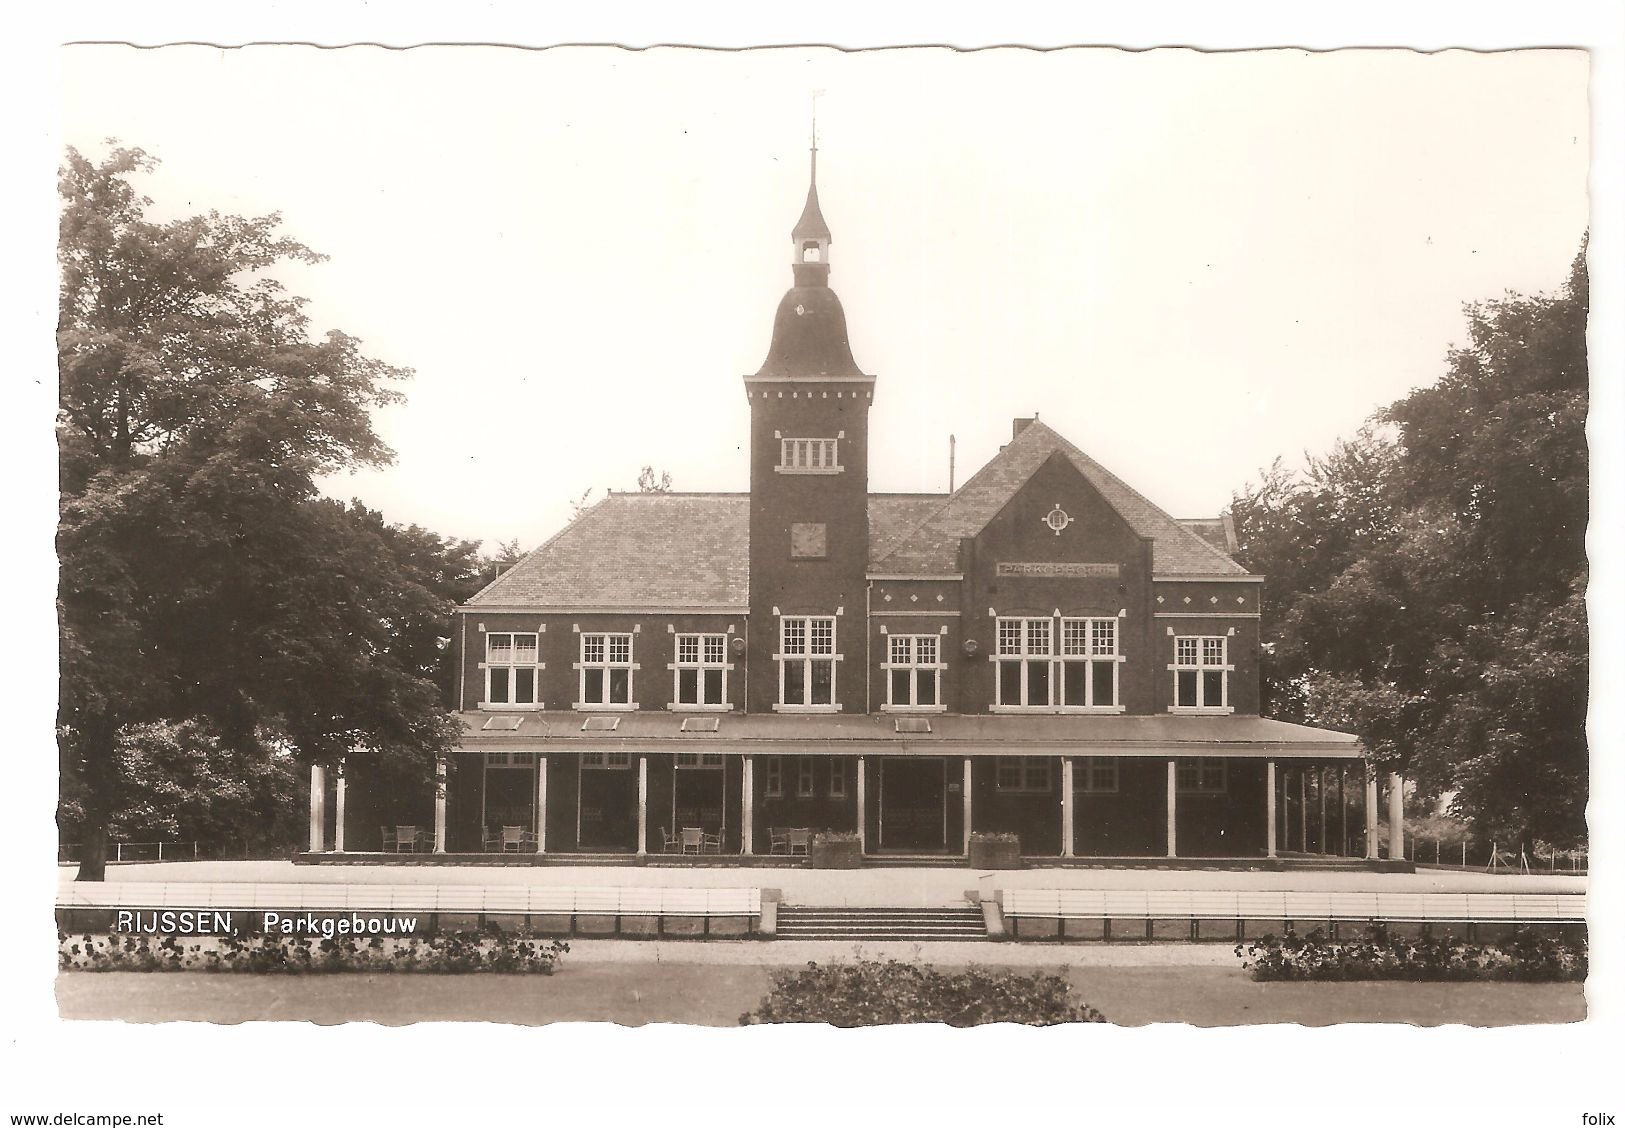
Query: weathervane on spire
792 90 833 270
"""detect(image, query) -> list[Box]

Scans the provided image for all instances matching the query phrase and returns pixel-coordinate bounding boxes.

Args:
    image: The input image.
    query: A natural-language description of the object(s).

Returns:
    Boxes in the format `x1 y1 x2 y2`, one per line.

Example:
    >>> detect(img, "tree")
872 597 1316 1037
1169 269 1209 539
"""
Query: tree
1230 247 1588 847
57 145 459 878
637 465 673 492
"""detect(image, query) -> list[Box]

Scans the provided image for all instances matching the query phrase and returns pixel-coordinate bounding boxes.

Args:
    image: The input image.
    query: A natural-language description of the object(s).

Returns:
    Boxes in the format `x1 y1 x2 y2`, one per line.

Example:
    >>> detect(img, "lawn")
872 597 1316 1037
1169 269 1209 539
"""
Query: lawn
56 963 1584 1027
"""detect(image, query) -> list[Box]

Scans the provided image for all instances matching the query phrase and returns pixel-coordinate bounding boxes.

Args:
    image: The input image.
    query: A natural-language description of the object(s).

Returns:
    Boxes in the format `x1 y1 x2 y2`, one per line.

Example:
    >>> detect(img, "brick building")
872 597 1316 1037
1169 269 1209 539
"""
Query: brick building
311 149 1397 865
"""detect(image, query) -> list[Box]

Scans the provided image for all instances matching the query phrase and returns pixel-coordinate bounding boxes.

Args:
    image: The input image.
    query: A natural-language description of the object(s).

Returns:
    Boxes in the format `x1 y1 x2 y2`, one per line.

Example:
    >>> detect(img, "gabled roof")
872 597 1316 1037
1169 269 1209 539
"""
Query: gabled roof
869 420 1248 577
464 492 953 610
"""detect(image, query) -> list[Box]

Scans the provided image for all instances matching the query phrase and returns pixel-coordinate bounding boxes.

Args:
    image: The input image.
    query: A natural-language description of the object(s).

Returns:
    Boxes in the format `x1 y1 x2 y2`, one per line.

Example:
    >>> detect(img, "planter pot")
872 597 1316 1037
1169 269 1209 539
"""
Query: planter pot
809 840 863 869
968 840 1022 869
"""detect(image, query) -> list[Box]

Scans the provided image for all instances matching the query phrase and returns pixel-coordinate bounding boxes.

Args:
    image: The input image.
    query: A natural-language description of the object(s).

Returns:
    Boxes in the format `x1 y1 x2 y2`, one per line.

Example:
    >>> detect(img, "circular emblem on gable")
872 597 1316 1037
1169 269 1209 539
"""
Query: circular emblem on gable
1043 503 1073 536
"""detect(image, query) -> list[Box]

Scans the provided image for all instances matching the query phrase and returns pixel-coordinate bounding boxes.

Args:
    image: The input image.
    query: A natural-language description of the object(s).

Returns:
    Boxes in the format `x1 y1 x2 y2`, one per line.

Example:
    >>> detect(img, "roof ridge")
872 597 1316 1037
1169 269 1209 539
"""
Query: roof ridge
869 422 1051 566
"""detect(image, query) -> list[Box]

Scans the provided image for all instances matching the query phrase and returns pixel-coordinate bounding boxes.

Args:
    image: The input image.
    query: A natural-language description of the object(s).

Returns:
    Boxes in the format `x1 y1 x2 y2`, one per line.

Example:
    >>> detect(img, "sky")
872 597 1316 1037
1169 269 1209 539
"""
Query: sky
58 46 1590 552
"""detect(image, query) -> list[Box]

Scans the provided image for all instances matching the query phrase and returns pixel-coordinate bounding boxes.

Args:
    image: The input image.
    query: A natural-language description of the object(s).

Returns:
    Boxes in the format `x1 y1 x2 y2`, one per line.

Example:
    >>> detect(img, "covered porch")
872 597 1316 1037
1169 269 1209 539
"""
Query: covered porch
303 712 1402 867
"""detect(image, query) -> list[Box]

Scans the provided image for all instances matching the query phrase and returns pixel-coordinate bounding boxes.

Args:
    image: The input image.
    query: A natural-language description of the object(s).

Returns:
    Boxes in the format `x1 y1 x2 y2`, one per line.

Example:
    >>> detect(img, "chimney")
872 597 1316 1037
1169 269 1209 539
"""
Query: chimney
1012 416 1037 441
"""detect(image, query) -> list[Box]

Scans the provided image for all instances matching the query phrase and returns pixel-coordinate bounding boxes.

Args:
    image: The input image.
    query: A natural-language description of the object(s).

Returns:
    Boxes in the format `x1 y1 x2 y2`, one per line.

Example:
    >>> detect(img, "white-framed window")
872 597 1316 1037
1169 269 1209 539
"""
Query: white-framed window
764 756 784 798
829 759 848 798
1171 635 1232 712
778 437 841 473
577 632 635 708
992 615 1125 713
675 752 724 769
1060 618 1120 708
484 632 542 709
581 751 633 770
797 757 816 798
883 634 944 710
996 756 1052 794
672 633 729 709
1078 756 1119 794
777 615 839 710
486 751 537 767
1177 757 1228 793
994 617 1054 708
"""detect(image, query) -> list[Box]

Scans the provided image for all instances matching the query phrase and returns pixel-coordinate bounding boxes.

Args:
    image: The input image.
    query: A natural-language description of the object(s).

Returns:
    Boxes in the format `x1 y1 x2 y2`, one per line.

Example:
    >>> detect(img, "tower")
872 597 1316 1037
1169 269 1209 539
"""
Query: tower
743 140 875 713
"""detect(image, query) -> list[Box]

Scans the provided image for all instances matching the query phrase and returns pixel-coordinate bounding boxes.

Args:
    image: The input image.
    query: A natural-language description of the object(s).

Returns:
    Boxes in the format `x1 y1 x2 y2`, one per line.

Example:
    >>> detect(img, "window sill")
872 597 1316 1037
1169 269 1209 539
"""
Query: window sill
1167 706 1236 715
774 466 845 475
1057 705 1128 714
879 704 948 714
665 703 733 712
772 704 842 713
479 703 545 712
572 703 638 712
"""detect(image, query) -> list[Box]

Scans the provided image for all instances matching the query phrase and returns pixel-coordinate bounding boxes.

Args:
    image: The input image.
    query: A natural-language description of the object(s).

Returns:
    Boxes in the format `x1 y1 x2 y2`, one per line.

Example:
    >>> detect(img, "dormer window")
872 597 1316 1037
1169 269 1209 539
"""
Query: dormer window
779 437 841 474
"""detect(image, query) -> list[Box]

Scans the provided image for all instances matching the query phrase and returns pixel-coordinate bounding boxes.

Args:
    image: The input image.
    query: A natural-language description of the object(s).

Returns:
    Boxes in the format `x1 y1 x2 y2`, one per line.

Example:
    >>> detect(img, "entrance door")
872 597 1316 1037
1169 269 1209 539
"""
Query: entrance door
577 754 638 850
879 757 947 851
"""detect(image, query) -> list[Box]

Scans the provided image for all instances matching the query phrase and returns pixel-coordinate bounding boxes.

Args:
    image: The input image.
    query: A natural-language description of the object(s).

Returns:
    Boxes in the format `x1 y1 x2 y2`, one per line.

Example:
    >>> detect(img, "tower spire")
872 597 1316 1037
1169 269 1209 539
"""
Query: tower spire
792 104 832 274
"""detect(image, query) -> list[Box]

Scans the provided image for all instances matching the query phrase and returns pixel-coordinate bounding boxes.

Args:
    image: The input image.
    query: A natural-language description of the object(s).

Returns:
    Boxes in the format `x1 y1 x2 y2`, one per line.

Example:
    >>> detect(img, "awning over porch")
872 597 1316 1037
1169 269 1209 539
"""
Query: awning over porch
455 710 1363 759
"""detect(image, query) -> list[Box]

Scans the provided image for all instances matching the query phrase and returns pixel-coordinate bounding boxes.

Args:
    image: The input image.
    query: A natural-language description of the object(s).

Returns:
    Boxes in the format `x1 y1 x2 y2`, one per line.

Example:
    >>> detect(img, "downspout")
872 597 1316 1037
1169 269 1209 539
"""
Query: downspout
865 581 873 714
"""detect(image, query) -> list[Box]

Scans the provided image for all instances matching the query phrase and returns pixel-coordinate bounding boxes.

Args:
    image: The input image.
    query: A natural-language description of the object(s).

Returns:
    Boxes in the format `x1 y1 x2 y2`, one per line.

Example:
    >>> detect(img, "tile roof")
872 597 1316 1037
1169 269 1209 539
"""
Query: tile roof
465 493 749 609
464 492 951 609
869 420 1249 576
464 422 1247 610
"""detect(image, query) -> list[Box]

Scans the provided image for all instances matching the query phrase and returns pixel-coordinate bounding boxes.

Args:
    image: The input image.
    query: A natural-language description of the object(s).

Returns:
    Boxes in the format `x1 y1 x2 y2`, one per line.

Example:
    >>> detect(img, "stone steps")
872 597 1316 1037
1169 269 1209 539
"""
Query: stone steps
775 905 988 941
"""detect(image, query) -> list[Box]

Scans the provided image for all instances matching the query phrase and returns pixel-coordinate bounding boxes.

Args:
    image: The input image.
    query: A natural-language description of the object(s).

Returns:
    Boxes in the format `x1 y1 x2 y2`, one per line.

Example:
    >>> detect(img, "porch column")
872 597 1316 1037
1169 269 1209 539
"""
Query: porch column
1301 767 1310 851
1364 770 1380 860
535 755 547 853
741 756 754 855
856 757 867 853
1165 758 1178 858
433 756 447 853
307 763 325 854
962 757 973 854
1339 767 1348 857
1060 758 1075 858
636 755 649 856
333 758 346 853
1265 760 1277 859
1387 772 1405 861
1318 767 1328 853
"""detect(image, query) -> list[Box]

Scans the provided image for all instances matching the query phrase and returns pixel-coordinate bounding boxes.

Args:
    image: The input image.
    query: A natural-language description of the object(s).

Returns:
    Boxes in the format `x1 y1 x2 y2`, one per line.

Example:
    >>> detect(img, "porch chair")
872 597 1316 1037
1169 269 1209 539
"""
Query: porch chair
768 828 790 855
501 825 526 852
481 826 501 852
786 827 812 856
659 826 680 853
680 827 705 855
380 825 397 852
395 825 420 853
702 830 723 855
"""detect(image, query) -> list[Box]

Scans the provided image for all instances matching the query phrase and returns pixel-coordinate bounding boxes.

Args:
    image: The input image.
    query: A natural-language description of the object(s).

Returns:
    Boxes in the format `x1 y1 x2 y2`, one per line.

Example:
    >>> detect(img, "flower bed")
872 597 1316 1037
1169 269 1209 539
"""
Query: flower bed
740 959 1106 1026
1236 924 1586 983
60 931 570 975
